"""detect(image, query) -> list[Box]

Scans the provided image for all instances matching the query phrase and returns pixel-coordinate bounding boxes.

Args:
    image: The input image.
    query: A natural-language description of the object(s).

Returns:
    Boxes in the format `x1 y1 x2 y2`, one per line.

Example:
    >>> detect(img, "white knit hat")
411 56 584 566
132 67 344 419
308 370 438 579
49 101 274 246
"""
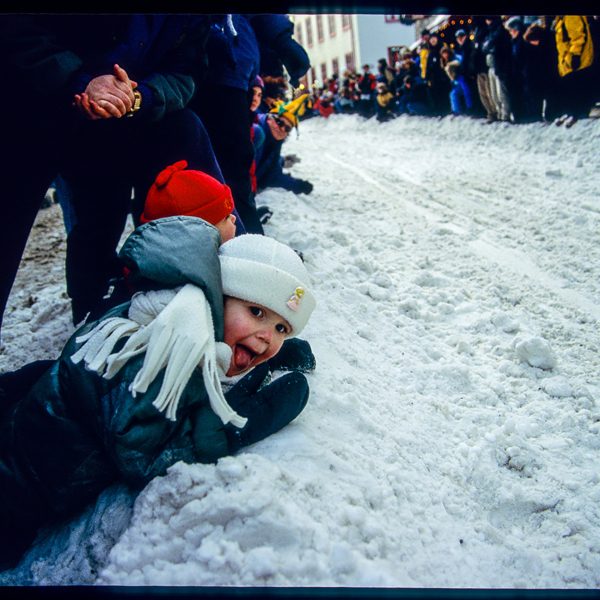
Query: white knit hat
219 235 316 336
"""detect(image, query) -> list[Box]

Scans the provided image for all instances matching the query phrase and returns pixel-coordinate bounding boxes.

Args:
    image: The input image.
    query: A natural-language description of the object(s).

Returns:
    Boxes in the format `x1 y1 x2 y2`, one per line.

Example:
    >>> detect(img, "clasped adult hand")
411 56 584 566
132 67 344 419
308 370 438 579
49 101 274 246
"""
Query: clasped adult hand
73 64 138 120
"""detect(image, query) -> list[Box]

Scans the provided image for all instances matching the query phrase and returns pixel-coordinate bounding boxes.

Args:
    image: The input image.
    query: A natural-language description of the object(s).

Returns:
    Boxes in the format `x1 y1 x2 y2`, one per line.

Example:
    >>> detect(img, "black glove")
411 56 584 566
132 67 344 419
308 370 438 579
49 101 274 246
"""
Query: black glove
267 338 316 373
571 54 581 71
274 37 310 87
294 179 313 195
224 363 309 451
257 205 274 225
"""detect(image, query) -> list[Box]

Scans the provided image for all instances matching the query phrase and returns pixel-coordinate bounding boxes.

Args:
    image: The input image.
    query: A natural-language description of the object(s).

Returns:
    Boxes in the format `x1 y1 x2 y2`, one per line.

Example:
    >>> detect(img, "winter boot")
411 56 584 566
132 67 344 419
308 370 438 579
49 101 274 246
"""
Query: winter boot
554 114 569 126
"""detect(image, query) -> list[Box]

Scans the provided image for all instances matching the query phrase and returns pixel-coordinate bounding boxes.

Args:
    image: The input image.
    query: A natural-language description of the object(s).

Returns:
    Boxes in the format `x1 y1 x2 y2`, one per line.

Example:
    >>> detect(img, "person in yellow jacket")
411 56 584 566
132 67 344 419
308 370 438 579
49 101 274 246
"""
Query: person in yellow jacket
419 29 431 80
375 82 396 121
553 15 596 125
554 15 594 76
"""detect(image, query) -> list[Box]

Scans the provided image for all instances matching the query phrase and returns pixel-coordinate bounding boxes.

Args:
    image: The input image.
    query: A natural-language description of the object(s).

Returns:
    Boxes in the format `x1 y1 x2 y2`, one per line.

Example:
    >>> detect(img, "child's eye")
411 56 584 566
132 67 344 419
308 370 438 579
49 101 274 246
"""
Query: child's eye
276 323 289 335
249 306 263 318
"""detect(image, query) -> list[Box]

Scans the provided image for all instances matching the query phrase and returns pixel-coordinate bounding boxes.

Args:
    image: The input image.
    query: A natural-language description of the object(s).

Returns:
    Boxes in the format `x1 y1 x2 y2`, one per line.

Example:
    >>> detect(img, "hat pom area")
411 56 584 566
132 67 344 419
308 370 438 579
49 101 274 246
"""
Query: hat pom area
219 235 316 336
155 160 188 188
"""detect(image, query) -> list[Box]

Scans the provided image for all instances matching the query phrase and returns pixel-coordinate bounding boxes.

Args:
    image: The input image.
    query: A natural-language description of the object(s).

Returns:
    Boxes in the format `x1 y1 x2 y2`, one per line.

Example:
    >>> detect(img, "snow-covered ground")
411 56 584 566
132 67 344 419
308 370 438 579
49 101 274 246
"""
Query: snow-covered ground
1 113 600 587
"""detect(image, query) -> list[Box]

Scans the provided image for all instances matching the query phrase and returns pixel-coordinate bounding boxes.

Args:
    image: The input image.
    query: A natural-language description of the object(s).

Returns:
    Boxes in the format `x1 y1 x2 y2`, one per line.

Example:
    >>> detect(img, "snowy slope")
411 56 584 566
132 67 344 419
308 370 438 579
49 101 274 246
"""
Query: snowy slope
1 114 599 587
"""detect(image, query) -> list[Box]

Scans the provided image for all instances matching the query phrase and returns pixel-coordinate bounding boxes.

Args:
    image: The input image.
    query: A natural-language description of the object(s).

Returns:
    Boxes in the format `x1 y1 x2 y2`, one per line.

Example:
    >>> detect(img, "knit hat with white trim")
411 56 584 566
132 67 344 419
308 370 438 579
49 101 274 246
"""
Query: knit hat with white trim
219 234 316 336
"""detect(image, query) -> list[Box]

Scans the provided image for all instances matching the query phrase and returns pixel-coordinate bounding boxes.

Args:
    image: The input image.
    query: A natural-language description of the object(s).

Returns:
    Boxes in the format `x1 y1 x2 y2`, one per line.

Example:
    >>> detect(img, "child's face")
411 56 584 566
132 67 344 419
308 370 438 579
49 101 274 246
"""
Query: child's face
267 115 292 141
214 213 236 243
223 297 291 376
250 86 263 112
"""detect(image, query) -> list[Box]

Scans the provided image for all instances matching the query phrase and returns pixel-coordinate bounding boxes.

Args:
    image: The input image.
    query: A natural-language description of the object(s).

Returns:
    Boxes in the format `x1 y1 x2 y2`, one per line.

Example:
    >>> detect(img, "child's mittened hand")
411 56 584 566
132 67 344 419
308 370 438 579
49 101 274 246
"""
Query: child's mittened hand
224 365 310 450
267 338 316 373
225 363 271 402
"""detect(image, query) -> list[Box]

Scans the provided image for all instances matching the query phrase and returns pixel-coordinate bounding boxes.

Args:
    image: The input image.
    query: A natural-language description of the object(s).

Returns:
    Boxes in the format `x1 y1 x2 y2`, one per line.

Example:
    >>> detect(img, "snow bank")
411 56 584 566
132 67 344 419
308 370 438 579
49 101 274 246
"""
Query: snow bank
1 113 599 587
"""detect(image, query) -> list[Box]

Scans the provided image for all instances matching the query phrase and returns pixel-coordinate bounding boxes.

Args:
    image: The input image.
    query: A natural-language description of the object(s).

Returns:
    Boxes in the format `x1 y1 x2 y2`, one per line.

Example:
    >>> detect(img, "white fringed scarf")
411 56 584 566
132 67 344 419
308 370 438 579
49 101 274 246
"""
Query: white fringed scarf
70 284 247 428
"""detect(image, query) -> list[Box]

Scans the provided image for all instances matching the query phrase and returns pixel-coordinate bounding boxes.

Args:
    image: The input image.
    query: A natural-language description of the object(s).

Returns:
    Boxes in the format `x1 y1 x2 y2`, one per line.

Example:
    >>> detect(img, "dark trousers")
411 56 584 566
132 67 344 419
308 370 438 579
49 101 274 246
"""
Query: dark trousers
556 67 597 119
192 86 264 235
1 107 225 330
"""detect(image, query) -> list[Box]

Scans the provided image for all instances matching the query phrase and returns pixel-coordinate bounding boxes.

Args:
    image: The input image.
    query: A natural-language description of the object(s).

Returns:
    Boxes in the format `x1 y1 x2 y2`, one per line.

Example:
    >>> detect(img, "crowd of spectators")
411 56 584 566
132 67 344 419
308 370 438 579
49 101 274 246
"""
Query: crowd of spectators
303 15 599 128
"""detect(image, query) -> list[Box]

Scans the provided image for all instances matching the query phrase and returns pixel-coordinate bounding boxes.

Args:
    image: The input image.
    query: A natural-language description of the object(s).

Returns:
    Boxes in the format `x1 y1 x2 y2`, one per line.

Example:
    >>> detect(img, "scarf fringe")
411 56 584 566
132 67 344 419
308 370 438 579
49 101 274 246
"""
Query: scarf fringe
71 318 141 371
70 284 247 428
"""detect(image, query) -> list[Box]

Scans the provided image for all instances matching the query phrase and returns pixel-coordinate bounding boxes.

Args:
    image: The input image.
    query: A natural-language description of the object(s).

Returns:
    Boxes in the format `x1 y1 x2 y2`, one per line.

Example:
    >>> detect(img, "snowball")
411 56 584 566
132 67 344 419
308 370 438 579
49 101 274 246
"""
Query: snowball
514 336 557 370
540 376 573 398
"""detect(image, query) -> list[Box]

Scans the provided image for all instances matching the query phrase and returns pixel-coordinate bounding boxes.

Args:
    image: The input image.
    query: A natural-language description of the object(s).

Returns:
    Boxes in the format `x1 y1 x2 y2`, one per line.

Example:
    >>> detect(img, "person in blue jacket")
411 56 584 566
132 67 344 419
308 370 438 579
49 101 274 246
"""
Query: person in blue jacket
191 14 310 234
0 14 236 332
254 94 314 195
0 217 316 569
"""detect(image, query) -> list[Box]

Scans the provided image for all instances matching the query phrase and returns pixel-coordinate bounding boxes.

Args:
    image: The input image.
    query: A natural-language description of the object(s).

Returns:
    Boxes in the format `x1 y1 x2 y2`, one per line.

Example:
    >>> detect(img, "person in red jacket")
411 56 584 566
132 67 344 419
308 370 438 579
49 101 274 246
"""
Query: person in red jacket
314 91 335 118
357 64 377 118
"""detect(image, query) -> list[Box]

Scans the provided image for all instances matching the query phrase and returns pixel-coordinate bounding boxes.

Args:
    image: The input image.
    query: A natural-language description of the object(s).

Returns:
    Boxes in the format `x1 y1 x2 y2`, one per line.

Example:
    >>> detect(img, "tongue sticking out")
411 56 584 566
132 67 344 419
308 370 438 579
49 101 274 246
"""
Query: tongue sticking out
233 345 254 372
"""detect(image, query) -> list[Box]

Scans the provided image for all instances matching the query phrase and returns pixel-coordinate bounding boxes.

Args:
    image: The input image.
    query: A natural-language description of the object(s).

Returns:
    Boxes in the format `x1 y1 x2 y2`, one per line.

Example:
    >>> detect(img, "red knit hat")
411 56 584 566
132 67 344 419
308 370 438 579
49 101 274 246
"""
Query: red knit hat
141 160 235 225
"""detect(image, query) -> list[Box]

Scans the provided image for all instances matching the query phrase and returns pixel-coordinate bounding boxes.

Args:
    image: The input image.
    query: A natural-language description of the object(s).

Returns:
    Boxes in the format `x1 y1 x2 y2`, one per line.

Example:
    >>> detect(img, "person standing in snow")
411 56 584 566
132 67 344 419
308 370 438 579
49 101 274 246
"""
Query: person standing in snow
471 17 499 122
523 22 561 122
0 14 233 333
0 220 316 569
357 64 377 118
454 28 482 116
417 28 432 81
504 16 532 123
439 46 473 116
424 32 451 116
552 15 596 127
481 16 513 122
190 14 310 235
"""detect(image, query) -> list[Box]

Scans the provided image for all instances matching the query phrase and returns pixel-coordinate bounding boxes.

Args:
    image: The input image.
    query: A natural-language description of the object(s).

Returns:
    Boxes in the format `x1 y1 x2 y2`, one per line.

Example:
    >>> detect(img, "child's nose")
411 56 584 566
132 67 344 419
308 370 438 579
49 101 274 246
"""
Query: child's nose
257 328 273 344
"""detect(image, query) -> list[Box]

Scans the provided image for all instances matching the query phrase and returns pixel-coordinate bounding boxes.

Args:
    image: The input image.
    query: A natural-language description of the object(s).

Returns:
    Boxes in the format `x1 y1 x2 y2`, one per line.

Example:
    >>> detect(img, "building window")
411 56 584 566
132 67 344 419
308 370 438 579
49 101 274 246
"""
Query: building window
316 15 324 42
342 14 351 30
328 14 336 36
305 18 313 47
310 66 316 85
332 57 339 75
295 24 303 46
345 52 355 71
320 62 327 83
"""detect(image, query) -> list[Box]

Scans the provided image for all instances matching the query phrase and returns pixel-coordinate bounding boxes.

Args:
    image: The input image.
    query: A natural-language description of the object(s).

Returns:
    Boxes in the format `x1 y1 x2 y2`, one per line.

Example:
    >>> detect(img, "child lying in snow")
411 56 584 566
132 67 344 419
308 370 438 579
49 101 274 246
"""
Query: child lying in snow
0 217 316 569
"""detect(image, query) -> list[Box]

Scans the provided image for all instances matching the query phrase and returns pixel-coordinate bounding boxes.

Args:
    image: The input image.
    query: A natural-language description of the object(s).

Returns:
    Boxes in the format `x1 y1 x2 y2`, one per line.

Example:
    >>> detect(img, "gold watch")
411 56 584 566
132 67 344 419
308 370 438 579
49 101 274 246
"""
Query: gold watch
126 89 142 117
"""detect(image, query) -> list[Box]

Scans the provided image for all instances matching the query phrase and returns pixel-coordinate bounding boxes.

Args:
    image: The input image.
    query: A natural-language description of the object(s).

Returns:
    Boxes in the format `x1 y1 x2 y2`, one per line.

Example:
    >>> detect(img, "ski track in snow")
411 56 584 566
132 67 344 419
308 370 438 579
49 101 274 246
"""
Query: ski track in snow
1 114 600 587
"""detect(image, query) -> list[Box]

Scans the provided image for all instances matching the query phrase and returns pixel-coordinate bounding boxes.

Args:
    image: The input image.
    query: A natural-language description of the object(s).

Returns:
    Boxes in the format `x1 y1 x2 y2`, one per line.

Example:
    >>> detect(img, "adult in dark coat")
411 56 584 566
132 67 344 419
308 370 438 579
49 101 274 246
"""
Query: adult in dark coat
397 75 431 115
481 16 513 121
357 64 377 118
192 14 309 235
522 23 560 121
0 14 227 330
454 28 483 116
471 18 498 121
424 33 451 116
505 17 533 122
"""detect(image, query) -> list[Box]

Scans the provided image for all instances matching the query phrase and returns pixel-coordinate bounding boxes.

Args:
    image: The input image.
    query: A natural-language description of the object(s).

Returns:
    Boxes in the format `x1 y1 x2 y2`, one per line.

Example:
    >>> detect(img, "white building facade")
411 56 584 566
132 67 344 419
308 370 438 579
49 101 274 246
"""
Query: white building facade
291 14 414 86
